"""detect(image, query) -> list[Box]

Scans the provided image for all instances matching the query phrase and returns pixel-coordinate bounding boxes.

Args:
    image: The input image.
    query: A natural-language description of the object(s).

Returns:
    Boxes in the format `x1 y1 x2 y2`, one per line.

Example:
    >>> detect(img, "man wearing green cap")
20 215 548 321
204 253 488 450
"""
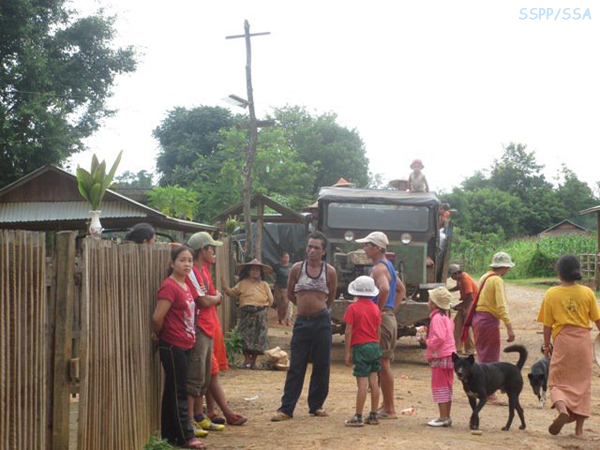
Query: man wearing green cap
184 232 226 436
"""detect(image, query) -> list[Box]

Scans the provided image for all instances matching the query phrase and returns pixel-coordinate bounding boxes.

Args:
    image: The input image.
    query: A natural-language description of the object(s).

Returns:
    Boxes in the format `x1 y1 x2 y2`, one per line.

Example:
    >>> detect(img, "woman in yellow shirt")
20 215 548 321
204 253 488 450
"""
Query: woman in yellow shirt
222 259 274 369
472 252 516 364
537 255 600 437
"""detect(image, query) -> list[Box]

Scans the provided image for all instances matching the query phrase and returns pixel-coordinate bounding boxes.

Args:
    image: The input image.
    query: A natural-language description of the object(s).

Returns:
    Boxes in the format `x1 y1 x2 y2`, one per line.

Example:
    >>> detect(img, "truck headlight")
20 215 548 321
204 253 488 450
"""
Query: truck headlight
401 233 412 245
344 231 355 242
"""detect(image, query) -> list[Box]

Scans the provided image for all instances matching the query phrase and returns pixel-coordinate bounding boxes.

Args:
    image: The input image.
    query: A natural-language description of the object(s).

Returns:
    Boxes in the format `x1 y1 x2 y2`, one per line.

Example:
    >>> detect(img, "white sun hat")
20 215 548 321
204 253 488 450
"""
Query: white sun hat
489 252 515 268
348 275 379 297
355 231 389 250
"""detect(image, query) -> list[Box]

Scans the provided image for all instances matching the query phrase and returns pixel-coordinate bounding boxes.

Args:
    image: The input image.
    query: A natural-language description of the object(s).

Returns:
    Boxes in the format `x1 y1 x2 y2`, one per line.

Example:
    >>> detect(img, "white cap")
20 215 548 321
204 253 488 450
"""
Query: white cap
348 276 379 297
489 252 515 268
355 231 389 250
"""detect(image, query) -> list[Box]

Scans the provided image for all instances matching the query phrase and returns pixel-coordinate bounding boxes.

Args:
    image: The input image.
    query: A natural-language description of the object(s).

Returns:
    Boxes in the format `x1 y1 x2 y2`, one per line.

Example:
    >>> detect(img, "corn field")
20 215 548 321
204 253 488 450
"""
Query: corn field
452 234 598 278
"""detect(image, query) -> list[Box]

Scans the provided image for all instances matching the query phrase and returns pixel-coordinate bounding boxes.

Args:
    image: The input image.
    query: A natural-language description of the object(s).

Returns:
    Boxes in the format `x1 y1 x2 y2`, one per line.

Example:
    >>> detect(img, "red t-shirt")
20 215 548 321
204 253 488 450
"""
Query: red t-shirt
156 277 196 349
344 298 382 346
185 265 217 338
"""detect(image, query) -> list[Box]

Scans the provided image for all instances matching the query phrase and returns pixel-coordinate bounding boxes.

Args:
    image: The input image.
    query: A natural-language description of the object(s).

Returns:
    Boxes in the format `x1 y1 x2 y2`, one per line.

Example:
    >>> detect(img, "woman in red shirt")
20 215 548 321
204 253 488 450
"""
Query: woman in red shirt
152 246 205 449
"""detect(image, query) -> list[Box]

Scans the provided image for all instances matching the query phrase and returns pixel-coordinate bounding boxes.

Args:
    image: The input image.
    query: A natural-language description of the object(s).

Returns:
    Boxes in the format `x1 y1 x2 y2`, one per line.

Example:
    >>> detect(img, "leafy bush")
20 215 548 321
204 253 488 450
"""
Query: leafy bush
224 327 245 365
144 433 175 450
452 234 597 279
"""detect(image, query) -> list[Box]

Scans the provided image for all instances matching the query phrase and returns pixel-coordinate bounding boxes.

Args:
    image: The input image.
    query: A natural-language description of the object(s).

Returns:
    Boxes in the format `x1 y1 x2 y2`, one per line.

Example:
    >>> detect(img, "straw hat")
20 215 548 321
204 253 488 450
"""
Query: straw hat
388 179 409 190
348 276 379 297
489 252 515 268
331 177 355 188
428 286 452 310
236 258 273 275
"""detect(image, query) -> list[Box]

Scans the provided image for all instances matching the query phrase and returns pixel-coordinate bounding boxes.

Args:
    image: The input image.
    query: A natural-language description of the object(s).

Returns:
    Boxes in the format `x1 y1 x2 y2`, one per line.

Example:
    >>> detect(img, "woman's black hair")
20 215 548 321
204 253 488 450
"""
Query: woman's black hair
167 245 193 276
239 265 264 281
125 223 155 244
556 254 582 282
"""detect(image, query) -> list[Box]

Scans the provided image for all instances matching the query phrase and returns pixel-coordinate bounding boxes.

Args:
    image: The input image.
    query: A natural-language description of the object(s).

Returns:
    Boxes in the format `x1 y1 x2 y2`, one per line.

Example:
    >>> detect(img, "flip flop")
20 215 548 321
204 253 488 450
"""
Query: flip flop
376 410 398 420
226 413 248 426
309 408 328 417
208 413 226 425
184 438 207 449
549 412 569 435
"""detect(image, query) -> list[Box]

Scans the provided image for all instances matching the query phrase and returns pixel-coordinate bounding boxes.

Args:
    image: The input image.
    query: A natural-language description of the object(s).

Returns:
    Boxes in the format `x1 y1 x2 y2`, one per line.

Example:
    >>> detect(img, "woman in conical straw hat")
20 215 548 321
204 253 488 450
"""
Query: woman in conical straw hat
221 259 273 369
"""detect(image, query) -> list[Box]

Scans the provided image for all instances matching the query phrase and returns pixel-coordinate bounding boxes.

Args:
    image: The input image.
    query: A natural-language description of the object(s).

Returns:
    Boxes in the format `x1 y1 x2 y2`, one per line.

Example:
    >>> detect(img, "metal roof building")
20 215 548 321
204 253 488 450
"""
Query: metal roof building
0 165 216 233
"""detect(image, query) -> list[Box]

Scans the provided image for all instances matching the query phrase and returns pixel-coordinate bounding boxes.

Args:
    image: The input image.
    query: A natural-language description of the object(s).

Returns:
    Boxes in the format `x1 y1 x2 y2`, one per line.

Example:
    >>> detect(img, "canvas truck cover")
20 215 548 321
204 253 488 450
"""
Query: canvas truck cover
317 187 441 208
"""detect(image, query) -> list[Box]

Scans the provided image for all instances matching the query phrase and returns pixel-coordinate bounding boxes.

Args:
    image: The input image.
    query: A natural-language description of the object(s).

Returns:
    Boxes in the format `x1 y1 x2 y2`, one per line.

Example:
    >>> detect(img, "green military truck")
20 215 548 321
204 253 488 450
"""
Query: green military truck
316 186 452 338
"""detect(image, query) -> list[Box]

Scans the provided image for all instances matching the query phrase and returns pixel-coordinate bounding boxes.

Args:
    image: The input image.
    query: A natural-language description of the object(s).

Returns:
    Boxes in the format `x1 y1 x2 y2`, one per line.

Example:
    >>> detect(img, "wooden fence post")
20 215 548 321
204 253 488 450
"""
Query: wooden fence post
51 231 76 450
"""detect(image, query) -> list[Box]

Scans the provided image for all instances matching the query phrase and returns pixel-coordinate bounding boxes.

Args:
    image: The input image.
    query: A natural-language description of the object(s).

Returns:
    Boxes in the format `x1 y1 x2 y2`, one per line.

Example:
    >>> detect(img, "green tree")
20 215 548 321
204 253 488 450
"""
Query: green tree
443 187 523 238
193 126 316 222
113 170 154 188
147 186 199 220
0 0 136 187
271 106 370 192
153 106 235 186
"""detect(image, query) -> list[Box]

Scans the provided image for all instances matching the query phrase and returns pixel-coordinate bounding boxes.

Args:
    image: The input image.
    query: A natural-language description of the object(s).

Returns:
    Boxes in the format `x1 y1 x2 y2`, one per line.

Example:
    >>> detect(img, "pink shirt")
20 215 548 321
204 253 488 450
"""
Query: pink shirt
425 309 456 360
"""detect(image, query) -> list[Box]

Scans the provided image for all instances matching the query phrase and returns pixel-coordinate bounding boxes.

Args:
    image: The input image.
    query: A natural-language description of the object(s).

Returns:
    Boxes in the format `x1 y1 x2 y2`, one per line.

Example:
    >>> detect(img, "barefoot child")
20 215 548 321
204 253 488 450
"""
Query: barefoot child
344 276 383 427
424 287 456 427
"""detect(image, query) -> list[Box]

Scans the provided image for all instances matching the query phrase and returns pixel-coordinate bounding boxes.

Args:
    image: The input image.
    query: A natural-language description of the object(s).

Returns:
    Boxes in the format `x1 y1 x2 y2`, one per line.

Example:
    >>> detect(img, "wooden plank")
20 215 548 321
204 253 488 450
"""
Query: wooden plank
51 231 76 450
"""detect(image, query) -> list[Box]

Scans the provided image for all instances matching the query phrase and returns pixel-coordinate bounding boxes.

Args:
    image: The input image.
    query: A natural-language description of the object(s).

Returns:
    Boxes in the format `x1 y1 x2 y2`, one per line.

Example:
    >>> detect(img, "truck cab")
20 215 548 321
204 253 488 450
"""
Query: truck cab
316 186 452 336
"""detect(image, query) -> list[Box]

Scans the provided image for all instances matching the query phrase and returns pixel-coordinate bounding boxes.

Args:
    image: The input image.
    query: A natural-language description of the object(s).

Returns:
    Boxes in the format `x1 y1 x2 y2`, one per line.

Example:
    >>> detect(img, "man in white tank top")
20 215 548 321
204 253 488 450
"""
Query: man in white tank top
271 231 338 421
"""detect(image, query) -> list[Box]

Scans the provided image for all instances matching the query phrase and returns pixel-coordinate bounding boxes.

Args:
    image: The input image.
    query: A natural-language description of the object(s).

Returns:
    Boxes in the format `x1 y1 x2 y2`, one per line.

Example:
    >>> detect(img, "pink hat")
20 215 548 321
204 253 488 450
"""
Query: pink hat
410 159 424 169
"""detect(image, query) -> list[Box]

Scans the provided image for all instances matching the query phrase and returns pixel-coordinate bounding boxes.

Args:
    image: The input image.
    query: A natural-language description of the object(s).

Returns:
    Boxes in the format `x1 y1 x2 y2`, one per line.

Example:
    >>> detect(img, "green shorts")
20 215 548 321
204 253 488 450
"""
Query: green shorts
352 342 382 377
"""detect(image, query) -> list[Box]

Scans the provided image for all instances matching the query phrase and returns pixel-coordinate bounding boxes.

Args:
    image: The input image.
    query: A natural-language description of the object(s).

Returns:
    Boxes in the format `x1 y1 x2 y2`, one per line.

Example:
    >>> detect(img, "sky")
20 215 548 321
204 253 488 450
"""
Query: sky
68 0 600 195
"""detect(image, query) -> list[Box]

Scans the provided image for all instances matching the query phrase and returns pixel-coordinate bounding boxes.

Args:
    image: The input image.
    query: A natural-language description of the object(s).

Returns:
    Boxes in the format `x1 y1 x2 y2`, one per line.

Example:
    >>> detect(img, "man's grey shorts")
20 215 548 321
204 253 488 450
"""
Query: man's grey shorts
187 327 213 397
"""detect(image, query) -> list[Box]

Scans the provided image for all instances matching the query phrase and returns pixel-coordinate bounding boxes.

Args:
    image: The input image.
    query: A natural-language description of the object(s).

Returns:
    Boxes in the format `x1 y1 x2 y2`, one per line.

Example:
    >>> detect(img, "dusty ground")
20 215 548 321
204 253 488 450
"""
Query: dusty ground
206 283 600 450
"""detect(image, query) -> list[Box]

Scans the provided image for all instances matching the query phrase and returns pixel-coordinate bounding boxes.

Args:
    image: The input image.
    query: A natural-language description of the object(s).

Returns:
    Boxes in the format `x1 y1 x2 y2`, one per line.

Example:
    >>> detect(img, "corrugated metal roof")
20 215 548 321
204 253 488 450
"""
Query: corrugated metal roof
0 201 146 223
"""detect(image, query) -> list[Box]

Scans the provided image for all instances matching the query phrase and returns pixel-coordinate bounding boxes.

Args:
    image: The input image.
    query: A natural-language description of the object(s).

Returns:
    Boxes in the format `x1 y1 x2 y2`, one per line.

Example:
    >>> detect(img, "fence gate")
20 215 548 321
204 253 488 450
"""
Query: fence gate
76 238 170 450
0 230 47 449
579 252 600 291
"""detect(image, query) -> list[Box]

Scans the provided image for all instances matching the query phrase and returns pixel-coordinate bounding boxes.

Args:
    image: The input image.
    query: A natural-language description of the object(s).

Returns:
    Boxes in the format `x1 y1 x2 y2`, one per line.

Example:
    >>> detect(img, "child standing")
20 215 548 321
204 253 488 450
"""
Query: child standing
424 286 456 427
408 159 429 193
343 276 383 427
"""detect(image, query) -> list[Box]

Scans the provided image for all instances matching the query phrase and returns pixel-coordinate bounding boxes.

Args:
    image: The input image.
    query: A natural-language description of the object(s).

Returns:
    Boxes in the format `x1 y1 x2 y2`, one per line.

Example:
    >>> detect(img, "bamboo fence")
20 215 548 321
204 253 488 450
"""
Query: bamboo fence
77 239 169 450
0 230 47 449
580 252 600 290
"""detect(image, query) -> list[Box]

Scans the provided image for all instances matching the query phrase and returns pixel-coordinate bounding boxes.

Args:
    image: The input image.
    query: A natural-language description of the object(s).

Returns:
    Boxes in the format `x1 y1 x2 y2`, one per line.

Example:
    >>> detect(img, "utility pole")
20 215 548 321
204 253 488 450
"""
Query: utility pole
226 21 270 261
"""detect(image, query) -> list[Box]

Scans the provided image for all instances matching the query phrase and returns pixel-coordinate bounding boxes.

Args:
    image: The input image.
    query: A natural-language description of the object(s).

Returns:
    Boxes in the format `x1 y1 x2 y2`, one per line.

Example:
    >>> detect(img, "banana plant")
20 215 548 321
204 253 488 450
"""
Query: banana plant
76 151 123 211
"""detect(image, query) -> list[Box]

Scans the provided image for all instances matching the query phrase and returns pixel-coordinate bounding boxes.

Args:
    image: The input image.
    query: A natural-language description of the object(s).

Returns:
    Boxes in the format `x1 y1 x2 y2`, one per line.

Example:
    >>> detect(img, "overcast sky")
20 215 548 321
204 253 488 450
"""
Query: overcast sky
68 0 600 195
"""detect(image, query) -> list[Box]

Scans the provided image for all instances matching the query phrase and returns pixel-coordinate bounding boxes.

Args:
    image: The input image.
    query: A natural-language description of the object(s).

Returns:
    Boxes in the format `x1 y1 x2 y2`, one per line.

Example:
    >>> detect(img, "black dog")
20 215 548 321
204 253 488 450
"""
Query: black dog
528 356 550 408
452 345 528 431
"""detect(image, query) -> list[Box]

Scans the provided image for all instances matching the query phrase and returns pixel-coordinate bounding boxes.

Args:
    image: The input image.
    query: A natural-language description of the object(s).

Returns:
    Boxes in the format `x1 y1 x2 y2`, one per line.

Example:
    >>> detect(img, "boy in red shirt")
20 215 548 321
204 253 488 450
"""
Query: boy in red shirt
344 276 383 427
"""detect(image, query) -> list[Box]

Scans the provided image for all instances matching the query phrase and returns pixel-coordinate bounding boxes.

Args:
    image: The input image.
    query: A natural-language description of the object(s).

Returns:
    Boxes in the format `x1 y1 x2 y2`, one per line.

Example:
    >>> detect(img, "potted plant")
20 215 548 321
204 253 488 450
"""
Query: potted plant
76 151 123 237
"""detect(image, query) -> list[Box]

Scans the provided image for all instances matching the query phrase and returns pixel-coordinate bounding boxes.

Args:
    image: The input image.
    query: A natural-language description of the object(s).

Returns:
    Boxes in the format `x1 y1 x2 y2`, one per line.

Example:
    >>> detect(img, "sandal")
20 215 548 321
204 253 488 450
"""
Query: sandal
344 414 364 427
549 412 569 435
184 438 206 449
310 408 328 417
226 413 248 426
271 411 292 422
207 413 225 425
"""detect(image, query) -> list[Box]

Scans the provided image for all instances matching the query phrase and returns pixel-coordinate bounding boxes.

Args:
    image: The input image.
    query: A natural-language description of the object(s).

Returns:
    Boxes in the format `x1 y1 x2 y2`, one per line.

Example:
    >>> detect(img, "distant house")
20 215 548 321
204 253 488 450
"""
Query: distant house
538 219 589 237
0 165 216 234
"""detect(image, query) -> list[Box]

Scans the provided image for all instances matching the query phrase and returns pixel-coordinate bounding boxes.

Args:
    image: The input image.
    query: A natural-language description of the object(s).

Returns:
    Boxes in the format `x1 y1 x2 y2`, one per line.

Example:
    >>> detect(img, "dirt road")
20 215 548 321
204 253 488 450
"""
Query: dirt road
210 283 600 450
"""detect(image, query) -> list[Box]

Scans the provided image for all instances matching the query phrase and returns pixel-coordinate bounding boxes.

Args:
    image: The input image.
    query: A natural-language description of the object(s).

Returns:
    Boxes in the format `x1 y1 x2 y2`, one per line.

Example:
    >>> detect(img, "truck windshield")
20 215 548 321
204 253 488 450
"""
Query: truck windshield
327 203 430 232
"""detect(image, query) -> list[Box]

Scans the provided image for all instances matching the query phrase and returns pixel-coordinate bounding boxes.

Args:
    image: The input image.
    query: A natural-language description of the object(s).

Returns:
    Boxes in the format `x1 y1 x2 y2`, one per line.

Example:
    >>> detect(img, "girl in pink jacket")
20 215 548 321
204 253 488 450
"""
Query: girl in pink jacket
424 287 456 427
